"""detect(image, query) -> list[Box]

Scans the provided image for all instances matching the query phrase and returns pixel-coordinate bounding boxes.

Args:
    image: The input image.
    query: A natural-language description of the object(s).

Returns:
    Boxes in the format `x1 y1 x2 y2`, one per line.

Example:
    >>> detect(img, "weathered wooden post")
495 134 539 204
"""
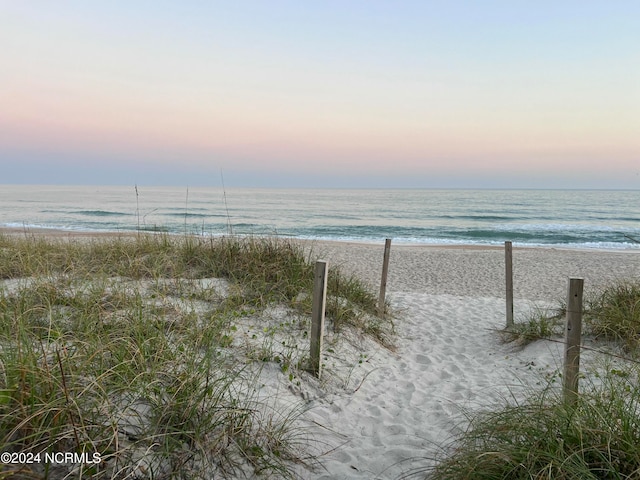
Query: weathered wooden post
378 238 392 316
563 277 584 405
310 260 328 378
505 241 514 328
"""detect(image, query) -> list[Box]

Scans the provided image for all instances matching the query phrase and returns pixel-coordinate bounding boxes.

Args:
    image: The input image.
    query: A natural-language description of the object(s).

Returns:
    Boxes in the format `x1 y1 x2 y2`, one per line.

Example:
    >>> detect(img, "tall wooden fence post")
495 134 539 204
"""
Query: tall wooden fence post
378 238 392 316
563 277 584 405
505 241 514 328
310 260 328 378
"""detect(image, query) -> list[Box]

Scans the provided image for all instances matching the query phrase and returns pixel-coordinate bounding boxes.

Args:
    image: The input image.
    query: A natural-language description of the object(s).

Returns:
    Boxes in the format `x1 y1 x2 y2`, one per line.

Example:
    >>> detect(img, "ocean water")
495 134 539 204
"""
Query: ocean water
1 185 639 249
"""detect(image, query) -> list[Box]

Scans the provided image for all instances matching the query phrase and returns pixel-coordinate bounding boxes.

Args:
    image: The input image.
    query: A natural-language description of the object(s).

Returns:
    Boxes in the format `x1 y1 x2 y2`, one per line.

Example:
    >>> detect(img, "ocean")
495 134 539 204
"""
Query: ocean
1 185 639 249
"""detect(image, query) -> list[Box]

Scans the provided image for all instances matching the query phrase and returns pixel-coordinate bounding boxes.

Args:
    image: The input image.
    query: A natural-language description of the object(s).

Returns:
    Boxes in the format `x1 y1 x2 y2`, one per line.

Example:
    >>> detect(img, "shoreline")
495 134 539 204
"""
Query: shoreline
2 226 639 253
3 226 639 302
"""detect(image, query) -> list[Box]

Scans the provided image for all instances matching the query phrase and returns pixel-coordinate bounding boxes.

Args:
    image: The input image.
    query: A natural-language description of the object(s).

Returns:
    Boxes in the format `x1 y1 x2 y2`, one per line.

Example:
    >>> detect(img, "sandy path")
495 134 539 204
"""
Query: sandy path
290 242 640 479
4 229 639 478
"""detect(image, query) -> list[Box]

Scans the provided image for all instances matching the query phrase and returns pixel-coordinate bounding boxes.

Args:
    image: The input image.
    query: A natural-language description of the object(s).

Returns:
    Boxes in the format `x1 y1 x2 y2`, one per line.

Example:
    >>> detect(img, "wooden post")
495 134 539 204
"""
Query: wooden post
310 260 328 378
505 241 514 327
563 277 584 405
378 238 392 316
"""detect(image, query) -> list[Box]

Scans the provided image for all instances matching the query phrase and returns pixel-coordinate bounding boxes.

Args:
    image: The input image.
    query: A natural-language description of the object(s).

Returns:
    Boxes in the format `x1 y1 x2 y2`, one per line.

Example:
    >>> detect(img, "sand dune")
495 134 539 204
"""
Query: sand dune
3 228 639 478
284 242 640 478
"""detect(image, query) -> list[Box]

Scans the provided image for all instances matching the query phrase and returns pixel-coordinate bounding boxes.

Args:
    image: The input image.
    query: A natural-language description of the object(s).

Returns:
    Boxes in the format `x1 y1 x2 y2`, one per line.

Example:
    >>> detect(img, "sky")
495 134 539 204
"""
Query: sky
1 1 639 189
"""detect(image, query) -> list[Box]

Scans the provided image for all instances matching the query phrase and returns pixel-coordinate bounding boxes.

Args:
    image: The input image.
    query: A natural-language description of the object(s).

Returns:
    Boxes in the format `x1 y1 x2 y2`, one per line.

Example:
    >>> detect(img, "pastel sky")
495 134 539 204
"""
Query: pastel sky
1 1 638 188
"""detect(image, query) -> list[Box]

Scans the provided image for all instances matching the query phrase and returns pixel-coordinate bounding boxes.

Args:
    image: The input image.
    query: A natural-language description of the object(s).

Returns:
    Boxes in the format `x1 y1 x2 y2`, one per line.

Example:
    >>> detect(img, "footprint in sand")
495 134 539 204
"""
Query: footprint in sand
367 405 382 417
414 354 431 365
396 360 410 374
409 389 430 408
392 381 416 406
386 424 406 435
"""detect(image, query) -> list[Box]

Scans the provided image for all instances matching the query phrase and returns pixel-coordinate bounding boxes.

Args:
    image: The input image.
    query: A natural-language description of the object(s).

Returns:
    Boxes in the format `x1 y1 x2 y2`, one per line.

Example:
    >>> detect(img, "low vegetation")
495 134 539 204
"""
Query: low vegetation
500 306 564 346
585 280 640 352
428 364 640 479
0 233 389 479
502 279 640 350
428 279 640 479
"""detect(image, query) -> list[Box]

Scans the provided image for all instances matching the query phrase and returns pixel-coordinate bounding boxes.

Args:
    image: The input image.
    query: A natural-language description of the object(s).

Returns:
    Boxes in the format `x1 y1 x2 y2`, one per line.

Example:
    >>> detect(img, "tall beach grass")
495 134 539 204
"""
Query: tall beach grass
426 363 640 479
0 232 389 478
425 279 640 479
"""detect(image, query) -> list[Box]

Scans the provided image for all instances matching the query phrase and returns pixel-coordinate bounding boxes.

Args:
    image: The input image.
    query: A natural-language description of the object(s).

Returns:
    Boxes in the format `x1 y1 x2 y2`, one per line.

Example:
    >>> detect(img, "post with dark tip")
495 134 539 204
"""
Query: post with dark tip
310 260 328 378
563 277 584 405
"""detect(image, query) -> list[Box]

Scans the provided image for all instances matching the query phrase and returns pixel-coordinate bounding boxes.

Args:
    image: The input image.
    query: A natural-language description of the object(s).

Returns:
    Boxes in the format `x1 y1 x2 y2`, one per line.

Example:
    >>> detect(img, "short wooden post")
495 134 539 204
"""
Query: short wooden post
310 260 328 378
563 277 584 405
378 238 392 316
505 241 514 328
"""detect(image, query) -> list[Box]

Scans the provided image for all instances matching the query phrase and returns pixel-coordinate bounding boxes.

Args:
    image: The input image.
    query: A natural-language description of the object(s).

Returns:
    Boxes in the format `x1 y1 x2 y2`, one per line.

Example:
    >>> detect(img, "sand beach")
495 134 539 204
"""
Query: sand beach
2 228 640 478
273 241 640 478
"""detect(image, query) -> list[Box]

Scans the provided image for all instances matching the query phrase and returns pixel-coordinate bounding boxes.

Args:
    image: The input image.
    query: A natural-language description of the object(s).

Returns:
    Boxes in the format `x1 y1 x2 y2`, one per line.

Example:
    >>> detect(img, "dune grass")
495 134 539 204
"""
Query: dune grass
0 232 388 478
585 280 640 352
428 279 640 479
500 305 565 346
503 279 640 351
428 364 640 479
428 369 640 480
